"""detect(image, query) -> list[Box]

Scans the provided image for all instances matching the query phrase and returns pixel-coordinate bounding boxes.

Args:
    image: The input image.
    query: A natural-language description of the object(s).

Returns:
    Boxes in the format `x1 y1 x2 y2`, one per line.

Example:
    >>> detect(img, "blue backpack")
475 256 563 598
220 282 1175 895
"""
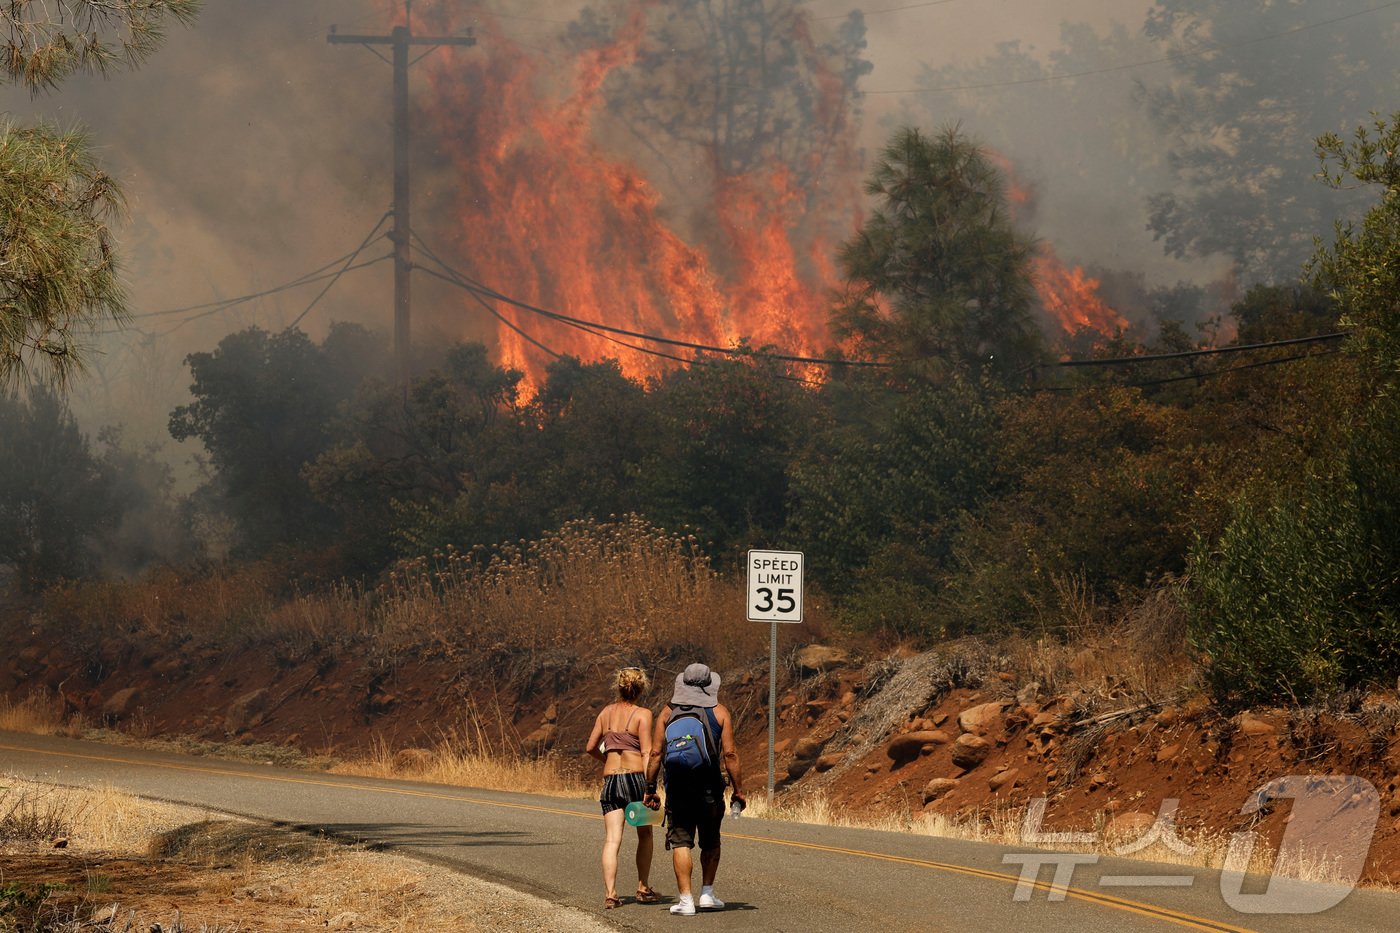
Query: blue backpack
662 705 719 786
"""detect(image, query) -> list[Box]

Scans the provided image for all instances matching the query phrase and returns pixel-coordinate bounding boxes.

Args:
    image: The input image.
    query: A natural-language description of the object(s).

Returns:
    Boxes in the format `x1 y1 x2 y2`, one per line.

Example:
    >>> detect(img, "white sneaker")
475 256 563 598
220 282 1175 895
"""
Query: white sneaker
698 892 725 910
669 897 696 916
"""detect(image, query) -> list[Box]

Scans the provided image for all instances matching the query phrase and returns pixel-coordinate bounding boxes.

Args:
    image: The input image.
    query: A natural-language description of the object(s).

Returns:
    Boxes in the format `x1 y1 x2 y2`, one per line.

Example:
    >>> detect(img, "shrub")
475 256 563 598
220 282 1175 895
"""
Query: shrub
1189 452 1400 705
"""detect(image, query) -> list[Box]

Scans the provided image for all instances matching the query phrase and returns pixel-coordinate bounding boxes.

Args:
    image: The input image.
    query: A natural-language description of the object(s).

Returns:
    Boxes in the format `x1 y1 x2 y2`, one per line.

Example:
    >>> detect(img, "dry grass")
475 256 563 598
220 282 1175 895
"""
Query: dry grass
744 789 1327 883
0 778 609 932
0 692 81 738
29 516 781 674
333 730 590 798
371 517 769 670
1006 576 1197 706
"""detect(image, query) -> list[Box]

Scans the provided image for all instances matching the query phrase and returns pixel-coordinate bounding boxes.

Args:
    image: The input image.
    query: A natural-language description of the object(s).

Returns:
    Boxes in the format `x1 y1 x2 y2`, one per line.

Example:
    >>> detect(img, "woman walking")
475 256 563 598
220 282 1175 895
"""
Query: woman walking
585 666 660 909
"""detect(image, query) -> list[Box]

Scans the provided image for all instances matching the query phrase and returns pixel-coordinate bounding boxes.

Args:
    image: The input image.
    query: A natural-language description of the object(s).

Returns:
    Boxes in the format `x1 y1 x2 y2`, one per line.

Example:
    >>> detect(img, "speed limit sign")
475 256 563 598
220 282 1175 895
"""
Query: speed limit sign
747 549 803 623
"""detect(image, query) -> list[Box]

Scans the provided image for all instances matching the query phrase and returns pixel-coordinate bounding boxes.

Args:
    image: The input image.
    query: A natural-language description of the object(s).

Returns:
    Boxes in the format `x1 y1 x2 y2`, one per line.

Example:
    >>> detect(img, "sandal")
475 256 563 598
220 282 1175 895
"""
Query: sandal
604 896 623 910
635 885 660 904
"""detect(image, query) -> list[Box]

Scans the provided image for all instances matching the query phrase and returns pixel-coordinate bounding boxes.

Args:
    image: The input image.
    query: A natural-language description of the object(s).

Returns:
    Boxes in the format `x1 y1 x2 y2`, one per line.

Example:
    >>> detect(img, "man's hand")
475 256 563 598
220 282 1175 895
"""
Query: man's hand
643 792 661 811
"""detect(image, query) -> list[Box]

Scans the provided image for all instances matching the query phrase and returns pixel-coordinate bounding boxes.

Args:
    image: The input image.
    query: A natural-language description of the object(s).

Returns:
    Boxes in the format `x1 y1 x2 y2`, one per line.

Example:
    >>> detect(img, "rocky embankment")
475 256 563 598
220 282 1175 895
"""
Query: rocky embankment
4 634 1398 883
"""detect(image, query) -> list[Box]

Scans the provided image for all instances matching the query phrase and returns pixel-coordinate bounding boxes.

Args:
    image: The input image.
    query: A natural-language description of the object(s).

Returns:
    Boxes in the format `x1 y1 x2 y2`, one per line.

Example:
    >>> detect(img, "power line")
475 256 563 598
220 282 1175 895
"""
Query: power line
414 265 563 360
411 233 832 385
128 222 390 321
815 0 959 21
1050 331 1349 368
866 0 1400 96
411 231 692 364
1127 348 1342 388
1041 346 1342 392
409 231 889 368
286 214 399 331
87 253 392 338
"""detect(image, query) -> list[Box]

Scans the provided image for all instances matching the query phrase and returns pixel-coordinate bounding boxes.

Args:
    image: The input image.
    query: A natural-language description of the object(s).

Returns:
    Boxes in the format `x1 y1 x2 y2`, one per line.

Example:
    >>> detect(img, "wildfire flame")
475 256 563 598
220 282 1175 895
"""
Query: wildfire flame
400 3 854 386
380 3 1123 387
1031 246 1129 337
989 151 1128 338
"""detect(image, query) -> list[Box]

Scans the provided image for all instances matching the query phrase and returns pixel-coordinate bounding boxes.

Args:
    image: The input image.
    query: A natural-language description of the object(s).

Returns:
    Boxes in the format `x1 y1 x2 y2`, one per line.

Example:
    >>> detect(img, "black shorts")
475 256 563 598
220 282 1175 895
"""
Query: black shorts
665 797 724 851
600 772 647 815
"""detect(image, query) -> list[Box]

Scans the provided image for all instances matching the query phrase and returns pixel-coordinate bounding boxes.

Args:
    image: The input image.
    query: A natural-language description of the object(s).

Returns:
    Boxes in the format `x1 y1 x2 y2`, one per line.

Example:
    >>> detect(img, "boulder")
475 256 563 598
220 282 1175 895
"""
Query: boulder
1236 714 1276 738
886 730 951 763
543 702 559 724
795 645 851 676
225 688 270 733
957 702 1006 737
814 753 843 773
951 734 992 770
922 778 957 803
1155 743 1182 763
522 722 557 756
101 687 141 722
792 736 826 761
787 757 815 780
988 768 1020 793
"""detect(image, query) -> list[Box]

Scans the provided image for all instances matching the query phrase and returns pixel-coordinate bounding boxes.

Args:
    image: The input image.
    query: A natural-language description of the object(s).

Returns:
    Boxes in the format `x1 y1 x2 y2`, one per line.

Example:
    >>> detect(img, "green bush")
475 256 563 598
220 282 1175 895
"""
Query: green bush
1189 450 1400 705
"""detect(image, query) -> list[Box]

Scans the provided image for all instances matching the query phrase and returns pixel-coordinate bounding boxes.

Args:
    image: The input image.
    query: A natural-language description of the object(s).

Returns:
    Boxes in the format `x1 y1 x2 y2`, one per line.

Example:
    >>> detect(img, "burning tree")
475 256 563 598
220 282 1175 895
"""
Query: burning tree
404 0 870 383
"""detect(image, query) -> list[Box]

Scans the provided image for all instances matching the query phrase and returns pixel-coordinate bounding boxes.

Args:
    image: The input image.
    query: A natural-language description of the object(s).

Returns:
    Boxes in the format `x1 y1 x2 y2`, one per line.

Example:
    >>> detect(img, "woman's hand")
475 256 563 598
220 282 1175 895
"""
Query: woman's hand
643 791 661 810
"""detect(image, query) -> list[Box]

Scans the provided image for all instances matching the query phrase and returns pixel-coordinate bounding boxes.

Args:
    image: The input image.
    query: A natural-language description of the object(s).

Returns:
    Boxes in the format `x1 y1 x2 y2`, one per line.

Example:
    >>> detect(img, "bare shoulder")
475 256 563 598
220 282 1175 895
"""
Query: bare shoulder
714 703 733 724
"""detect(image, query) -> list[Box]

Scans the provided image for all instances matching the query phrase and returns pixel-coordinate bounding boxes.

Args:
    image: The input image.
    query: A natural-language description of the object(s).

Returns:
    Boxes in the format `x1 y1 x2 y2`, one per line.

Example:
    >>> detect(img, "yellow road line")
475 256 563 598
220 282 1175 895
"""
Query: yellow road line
0 741 1254 933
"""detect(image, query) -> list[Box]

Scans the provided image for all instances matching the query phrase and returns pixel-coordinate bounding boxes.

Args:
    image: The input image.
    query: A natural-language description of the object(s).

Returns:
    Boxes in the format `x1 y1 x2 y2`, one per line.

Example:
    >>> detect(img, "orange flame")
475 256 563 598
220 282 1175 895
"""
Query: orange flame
987 150 1127 338
1031 246 1129 337
398 3 856 387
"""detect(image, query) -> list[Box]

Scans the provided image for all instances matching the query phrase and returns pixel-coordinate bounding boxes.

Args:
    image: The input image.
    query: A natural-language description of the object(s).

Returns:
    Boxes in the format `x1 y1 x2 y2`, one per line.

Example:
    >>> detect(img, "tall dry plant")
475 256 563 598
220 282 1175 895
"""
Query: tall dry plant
373 516 764 669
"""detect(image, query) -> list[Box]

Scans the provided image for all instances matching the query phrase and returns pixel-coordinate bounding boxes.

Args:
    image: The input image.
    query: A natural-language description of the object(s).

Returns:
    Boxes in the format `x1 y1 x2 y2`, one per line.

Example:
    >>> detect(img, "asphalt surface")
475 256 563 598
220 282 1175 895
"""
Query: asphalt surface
2 731 1395 932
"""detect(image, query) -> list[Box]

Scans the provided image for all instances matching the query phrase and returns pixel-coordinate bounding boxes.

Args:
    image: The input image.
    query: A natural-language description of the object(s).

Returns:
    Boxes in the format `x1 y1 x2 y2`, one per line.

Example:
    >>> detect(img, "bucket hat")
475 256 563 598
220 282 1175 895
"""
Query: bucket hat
670 662 720 708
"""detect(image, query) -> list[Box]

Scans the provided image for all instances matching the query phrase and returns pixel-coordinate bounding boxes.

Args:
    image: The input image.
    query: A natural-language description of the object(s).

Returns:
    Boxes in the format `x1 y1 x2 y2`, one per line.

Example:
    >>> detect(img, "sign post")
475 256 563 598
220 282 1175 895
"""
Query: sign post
746 549 804 804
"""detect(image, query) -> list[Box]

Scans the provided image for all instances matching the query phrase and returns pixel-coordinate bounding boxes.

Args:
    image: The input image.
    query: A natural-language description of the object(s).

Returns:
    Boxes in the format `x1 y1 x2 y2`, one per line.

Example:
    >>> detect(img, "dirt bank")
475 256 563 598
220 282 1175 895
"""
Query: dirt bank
4 627 1397 885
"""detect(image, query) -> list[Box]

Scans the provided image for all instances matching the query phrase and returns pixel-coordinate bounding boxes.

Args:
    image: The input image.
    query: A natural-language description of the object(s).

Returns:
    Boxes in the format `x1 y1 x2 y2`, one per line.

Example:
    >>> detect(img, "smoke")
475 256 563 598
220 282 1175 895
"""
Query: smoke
0 0 1384 433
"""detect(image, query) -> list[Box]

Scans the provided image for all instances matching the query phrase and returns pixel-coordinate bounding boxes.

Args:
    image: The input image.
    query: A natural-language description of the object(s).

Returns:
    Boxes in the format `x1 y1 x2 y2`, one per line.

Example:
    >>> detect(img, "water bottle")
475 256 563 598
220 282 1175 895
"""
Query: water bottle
625 800 662 827
729 795 745 819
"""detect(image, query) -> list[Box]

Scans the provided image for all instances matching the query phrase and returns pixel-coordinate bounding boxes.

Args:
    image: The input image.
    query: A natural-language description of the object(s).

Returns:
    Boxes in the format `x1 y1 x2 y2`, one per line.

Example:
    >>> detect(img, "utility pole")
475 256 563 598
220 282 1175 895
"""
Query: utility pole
328 2 475 383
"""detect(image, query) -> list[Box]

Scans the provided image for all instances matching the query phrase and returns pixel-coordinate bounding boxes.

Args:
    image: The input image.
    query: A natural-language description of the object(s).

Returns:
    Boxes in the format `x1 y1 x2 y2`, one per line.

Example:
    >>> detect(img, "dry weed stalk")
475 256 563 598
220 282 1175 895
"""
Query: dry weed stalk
1010 576 1195 707
0 690 80 737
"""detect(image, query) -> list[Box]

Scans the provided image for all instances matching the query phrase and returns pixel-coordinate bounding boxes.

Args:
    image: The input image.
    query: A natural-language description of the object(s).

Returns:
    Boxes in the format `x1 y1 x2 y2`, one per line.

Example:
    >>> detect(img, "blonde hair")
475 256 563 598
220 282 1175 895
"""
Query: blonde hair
615 667 649 702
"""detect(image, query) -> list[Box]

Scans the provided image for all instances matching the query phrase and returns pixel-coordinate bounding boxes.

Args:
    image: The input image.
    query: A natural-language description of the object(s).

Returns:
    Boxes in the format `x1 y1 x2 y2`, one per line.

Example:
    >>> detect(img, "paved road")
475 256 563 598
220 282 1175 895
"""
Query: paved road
1 732 1394 932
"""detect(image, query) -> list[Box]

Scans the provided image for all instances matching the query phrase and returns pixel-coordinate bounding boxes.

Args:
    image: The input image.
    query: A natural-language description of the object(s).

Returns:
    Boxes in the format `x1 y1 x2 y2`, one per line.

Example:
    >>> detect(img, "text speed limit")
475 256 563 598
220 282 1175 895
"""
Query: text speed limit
747 549 804 623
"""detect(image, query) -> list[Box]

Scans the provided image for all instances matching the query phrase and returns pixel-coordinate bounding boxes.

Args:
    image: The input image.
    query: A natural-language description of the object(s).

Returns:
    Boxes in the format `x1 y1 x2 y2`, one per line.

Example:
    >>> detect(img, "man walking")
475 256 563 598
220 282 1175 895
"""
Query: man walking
643 662 745 915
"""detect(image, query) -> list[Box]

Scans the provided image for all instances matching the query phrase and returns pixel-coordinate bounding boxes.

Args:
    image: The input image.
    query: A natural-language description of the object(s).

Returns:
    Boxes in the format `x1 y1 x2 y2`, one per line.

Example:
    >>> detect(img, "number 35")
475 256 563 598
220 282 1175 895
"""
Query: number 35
755 587 795 613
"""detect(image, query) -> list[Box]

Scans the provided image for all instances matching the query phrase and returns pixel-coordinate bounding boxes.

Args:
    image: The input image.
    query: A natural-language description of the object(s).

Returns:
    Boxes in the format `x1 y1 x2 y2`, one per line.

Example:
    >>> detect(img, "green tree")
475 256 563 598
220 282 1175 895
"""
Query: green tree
527 356 653 527
1311 113 1400 387
0 1 198 387
786 375 1000 640
305 343 528 568
0 388 113 588
834 126 1042 383
638 355 816 557
1186 114 1400 704
169 324 380 556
